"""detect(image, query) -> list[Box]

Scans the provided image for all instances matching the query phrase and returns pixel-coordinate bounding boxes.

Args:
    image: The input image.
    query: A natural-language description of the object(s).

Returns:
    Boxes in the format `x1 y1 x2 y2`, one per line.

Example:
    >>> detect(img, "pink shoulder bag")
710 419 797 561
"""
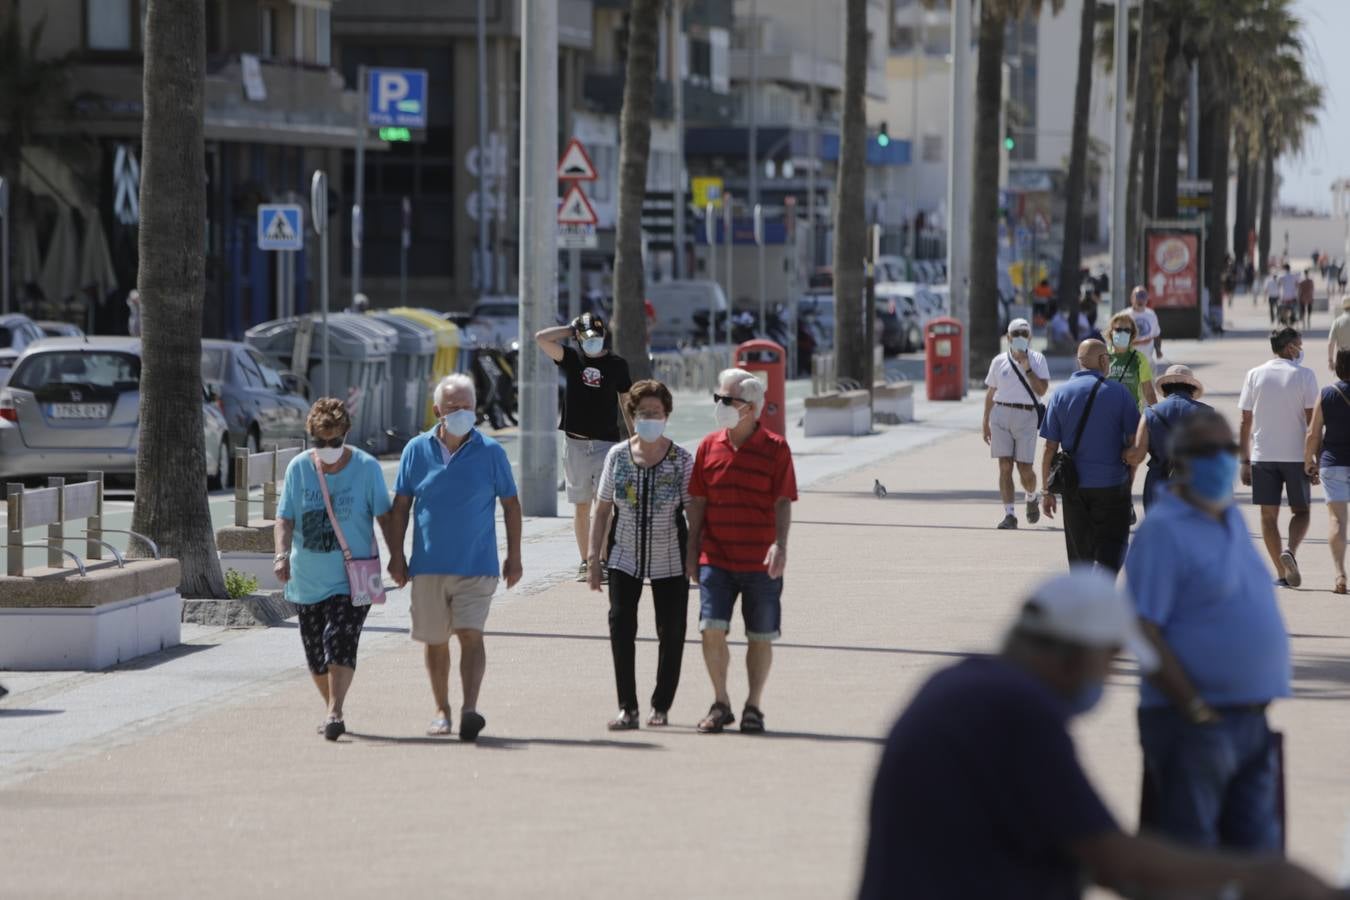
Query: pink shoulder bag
312 450 386 607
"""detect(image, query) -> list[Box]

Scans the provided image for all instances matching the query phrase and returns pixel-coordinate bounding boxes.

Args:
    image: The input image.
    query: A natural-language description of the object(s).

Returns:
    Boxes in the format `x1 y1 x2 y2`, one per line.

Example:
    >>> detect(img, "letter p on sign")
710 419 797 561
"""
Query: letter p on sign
376 73 408 113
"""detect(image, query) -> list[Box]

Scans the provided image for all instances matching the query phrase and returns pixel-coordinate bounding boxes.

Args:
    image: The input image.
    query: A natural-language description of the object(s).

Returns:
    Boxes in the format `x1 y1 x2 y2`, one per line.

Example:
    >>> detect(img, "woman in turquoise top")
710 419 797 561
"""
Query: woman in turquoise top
275 398 395 741
1107 311 1158 410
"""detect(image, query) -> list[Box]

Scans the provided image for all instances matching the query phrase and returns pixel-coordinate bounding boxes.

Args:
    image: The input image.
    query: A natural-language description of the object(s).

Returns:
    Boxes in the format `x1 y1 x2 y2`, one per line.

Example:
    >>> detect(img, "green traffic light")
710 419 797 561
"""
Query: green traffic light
877 133 890 148
380 127 413 142
1003 136 1015 151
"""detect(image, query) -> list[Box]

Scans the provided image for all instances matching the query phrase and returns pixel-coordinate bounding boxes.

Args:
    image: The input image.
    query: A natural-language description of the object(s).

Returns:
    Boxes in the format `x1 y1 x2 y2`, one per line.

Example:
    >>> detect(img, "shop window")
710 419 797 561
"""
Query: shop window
86 0 137 51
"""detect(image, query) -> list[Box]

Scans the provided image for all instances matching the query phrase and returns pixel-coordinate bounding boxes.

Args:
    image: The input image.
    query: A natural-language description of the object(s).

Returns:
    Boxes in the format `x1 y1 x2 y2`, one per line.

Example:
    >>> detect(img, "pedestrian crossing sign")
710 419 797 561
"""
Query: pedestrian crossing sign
257 204 304 251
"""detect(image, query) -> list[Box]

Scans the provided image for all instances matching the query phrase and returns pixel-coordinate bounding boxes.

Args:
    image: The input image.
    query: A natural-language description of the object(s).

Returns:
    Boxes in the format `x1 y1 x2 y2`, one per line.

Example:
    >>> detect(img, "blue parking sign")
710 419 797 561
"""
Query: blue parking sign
367 68 428 129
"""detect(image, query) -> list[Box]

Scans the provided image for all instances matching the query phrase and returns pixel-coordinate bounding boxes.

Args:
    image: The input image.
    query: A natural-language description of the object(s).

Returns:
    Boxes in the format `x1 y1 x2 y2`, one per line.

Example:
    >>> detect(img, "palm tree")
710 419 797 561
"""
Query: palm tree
1053 0 1098 326
131 0 225 598
969 0 1061 374
611 0 663 382
833 0 868 387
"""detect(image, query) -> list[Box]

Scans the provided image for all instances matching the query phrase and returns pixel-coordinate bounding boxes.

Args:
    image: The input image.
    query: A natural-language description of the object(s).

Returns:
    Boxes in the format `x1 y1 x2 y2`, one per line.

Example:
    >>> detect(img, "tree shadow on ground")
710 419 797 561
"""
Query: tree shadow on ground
1291 653 1350 701
485 629 979 661
0 708 63 717
344 731 662 751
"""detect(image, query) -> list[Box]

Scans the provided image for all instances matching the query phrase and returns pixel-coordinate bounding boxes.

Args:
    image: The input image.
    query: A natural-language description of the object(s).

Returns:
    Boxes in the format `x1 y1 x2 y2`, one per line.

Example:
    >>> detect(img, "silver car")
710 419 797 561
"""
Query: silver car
0 337 230 489
200 340 308 468
0 313 46 386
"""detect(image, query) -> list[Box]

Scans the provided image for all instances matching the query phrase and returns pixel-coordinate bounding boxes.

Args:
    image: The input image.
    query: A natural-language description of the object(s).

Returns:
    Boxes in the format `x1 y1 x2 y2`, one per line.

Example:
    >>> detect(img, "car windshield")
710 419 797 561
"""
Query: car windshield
247 350 285 390
0 326 11 349
474 303 517 318
201 348 227 382
11 351 141 392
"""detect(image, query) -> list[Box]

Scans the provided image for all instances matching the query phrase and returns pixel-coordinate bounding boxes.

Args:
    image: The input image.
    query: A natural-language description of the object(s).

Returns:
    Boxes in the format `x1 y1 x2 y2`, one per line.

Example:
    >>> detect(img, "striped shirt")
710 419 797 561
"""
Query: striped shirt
690 425 798 572
598 440 693 581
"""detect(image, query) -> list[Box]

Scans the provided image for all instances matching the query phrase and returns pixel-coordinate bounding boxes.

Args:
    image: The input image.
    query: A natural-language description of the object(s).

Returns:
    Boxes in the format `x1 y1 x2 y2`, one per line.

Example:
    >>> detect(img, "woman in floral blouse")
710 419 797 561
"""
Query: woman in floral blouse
587 379 693 729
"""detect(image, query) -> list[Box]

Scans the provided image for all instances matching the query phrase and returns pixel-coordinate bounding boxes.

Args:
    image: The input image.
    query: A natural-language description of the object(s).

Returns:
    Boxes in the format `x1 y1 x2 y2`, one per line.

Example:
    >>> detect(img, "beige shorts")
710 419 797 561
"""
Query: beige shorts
990 403 1039 464
410 575 499 643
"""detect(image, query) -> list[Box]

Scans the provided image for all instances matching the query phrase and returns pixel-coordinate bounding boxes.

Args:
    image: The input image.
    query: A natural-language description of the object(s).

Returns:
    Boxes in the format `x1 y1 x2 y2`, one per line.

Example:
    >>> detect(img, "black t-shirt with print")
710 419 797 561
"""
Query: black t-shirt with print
557 345 632 441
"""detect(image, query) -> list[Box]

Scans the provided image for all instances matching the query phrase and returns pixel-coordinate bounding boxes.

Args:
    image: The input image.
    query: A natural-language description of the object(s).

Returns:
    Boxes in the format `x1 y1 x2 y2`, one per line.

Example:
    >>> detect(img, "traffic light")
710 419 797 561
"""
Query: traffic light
877 121 890 148
1003 127 1016 152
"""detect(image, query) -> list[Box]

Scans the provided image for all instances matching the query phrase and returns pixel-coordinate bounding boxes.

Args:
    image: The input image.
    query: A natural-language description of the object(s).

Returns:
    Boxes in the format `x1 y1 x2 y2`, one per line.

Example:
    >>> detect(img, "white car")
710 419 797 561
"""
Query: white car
467 296 520 349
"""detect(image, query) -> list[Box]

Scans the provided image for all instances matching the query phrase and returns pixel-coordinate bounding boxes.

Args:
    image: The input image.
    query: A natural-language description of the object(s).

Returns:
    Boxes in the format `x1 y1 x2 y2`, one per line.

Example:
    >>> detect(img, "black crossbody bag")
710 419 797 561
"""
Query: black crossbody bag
1007 353 1046 428
1046 378 1104 497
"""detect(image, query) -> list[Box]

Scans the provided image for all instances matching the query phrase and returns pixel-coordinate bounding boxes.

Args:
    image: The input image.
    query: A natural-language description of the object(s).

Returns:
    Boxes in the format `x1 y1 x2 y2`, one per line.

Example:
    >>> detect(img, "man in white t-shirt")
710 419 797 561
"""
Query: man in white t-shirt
1239 326 1320 587
1277 264 1299 325
982 318 1050 530
1126 286 1162 360
1265 271 1281 323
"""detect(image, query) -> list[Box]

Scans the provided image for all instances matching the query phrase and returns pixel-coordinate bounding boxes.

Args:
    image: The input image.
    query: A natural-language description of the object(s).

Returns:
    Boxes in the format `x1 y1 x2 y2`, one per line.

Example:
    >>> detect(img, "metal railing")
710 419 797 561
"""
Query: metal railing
3 472 158 577
233 445 304 527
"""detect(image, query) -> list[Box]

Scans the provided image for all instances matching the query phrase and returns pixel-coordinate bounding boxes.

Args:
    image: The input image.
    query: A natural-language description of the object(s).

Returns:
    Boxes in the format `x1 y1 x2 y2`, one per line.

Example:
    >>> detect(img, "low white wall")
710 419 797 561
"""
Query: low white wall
0 589 182 671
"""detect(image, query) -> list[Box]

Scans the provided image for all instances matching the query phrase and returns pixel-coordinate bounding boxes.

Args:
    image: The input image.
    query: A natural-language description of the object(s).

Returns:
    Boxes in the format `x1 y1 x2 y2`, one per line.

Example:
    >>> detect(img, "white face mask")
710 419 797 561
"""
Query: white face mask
634 418 667 443
1112 330 1131 350
1292 349 1305 366
715 402 743 430
1009 336 1030 353
581 337 605 356
314 445 344 465
442 409 476 437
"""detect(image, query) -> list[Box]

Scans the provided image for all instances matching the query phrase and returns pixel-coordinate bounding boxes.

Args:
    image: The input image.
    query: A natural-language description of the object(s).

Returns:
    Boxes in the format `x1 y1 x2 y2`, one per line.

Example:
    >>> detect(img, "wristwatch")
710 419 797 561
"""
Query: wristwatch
274 552 290 563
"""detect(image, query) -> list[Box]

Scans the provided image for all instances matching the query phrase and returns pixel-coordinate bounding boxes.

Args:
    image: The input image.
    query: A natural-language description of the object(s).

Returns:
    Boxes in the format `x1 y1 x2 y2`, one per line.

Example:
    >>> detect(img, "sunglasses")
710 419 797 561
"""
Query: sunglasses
309 435 345 448
712 393 748 406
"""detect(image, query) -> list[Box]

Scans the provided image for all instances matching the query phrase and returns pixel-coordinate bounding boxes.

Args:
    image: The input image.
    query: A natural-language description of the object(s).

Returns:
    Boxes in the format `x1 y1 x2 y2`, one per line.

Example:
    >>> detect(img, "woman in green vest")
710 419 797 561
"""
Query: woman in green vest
1107 311 1158 410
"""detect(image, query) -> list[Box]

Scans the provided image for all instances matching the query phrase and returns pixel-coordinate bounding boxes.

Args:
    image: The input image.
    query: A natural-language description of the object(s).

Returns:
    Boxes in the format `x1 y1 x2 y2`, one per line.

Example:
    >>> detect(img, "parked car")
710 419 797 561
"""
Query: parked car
648 279 729 349
466 295 521 349
0 313 46 386
0 338 231 488
875 255 911 284
200 340 309 473
36 320 85 339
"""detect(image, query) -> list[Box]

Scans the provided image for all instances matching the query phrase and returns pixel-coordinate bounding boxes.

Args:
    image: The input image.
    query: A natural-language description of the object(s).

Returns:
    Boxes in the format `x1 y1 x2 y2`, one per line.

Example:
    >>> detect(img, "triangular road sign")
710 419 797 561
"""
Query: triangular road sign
266 210 298 243
557 184 598 225
557 138 597 181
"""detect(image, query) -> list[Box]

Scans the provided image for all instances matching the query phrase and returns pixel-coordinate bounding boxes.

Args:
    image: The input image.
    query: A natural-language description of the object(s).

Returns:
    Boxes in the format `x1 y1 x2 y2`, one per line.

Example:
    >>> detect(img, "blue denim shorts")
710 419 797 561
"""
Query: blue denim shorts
698 565 783 641
1321 466 1350 503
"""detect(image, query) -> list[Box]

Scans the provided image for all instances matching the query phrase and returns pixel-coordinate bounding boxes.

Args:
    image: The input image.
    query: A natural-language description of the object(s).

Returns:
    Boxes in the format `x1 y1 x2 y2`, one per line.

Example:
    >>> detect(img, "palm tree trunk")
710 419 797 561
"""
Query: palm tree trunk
832 0 868 387
611 0 661 382
969 2 1005 372
1126 0 1153 288
1141 74 1158 220
132 0 225 598
1204 73 1230 320
1258 124 1274 275
1055 0 1097 327
1232 127 1249 264
1155 15 1184 219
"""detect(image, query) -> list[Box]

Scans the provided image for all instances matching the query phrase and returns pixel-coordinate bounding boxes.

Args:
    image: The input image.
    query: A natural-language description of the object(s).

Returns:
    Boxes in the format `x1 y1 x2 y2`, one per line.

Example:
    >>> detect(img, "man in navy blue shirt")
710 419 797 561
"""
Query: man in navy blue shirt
1127 409 1291 851
1040 339 1141 572
858 570 1335 900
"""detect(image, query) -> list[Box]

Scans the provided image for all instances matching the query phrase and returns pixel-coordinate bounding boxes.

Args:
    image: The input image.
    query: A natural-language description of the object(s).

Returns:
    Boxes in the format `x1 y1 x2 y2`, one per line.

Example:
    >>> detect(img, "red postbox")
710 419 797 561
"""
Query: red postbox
925 317 964 401
736 339 787 435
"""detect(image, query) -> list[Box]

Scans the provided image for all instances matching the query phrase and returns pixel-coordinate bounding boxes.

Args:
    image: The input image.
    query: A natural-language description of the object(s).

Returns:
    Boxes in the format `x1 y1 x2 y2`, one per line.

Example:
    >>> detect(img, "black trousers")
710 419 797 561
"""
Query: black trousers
608 569 688 713
1062 483 1132 573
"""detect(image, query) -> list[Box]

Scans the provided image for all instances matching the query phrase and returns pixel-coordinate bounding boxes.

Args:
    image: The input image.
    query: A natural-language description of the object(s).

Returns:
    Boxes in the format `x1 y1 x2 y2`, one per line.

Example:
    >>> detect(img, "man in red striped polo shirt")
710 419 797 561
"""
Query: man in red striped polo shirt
685 368 798 735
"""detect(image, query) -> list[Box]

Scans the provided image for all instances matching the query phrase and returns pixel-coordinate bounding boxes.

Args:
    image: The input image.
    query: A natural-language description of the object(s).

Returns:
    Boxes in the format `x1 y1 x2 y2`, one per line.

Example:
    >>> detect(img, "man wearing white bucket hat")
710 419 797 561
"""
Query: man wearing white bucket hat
1123 365 1211 513
981 317 1049 529
860 568 1333 899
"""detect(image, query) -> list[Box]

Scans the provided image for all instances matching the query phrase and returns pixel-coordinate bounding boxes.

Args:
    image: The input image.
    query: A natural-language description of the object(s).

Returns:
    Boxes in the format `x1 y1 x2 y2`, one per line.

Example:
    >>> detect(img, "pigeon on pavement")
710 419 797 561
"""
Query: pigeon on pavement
873 479 888 499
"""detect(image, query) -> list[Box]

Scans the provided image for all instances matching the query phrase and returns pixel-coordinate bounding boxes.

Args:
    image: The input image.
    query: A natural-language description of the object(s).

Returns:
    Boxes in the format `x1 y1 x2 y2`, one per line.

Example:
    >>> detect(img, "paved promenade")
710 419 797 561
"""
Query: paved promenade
5 305 1350 897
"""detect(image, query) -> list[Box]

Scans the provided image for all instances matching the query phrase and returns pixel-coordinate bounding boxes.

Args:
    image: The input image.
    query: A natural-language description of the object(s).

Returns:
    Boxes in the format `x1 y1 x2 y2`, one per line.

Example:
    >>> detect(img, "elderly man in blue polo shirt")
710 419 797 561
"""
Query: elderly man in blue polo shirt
1039 339 1141 572
1126 409 1291 852
387 374 523 742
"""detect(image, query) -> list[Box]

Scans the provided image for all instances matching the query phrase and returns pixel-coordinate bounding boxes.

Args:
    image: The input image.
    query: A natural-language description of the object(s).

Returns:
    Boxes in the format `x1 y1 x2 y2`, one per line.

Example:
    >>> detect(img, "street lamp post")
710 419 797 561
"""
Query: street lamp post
947 0 972 395
1111 0 1130 310
518 0 559 517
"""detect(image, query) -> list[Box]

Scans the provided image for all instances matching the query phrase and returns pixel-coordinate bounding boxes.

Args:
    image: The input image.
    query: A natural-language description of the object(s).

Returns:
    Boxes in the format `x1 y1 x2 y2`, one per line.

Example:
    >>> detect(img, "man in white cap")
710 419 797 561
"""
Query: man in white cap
982 317 1049 529
1123 364 1211 513
1127 409 1292 852
859 568 1334 900
1326 294 1350 373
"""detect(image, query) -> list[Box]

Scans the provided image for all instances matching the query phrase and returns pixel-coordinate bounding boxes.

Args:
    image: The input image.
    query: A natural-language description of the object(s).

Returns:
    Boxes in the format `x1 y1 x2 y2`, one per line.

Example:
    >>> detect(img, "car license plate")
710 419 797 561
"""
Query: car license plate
49 403 109 419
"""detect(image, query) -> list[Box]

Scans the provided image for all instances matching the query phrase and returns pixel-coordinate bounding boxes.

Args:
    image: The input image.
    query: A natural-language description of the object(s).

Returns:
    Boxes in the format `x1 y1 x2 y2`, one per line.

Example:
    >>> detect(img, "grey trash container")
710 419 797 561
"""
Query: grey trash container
370 312 436 440
245 313 399 454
